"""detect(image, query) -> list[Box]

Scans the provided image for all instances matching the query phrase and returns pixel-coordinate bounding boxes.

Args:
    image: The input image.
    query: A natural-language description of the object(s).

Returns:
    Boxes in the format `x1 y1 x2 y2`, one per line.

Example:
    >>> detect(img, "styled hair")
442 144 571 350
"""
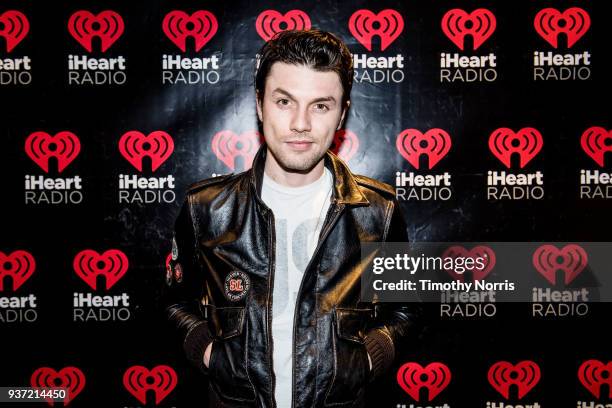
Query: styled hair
255 29 353 106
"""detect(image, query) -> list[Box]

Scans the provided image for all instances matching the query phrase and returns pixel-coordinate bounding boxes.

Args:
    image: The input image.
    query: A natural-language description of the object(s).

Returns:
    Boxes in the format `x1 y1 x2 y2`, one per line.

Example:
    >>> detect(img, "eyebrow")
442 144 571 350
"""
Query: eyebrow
271 87 337 104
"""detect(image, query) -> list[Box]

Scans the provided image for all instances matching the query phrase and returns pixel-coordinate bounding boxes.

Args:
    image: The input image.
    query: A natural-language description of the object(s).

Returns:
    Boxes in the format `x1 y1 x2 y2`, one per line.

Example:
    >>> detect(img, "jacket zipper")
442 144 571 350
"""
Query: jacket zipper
291 202 345 408
267 209 277 408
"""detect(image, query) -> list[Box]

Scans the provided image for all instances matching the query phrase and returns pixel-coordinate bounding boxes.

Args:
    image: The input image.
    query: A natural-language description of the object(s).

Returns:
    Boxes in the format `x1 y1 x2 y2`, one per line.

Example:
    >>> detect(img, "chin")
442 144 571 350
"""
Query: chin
280 151 324 171
279 157 320 173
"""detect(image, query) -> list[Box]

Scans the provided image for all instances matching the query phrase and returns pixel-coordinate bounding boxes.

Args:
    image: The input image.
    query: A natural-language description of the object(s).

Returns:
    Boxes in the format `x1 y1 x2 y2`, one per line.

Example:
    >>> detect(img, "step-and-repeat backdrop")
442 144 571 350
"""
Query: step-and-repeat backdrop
1 0 610 407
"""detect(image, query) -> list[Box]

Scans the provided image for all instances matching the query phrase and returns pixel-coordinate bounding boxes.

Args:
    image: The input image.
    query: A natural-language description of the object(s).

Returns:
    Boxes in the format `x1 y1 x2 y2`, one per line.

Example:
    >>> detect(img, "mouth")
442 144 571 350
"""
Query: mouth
285 140 314 151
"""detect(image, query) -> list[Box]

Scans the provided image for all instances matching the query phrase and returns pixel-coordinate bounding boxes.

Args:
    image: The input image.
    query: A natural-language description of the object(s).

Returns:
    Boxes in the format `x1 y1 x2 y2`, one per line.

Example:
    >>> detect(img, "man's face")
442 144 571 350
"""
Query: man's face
256 62 349 173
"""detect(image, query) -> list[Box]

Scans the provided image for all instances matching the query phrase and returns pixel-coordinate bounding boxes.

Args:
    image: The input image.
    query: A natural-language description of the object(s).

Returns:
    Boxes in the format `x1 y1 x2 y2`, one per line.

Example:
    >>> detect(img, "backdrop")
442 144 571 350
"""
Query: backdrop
1 0 610 407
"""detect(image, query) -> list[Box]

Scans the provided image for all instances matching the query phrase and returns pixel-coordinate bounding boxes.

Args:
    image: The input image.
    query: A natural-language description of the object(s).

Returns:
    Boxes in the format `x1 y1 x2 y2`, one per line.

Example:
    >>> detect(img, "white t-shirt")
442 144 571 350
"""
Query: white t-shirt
261 167 333 408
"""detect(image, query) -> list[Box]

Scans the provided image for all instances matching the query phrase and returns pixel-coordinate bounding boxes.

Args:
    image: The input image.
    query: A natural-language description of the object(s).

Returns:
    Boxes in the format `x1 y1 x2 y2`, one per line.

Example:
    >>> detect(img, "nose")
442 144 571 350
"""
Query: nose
290 106 312 133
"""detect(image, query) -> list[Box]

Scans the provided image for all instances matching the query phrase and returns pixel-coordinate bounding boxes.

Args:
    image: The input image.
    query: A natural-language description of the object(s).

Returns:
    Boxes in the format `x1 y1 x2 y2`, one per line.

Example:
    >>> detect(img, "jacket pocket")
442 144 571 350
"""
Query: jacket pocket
210 306 246 339
208 306 256 403
323 308 372 406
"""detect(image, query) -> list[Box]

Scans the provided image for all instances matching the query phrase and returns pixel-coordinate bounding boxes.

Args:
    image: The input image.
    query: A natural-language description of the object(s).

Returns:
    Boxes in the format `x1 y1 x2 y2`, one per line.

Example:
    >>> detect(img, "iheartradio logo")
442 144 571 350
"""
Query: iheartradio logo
123 365 177 405
396 362 451 402
31 366 85 406
349 9 404 52
581 127 612 168
25 131 81 173
68 10 124 53
119 131 174 172
162 11 218 52
442 245 495 281
331 129 359 162
396 128 451 170
255 10 311 42
578 360 612 399
441 9 496 51
0 10 29 52
211 130 261 171
534 8 590 49
489 128 543 169
488 360 540 399
0 250 35 291
73 249 129 291
533 244 587 286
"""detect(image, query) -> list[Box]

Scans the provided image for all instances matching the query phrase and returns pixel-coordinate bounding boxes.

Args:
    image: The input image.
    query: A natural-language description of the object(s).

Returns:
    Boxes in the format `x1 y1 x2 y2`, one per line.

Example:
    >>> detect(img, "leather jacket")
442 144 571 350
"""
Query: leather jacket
165 145 421 408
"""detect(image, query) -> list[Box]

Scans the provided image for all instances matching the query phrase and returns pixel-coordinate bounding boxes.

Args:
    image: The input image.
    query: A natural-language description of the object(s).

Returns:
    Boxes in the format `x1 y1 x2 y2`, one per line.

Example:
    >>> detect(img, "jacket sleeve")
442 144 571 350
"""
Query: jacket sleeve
165 195 212 374
363 198 422 379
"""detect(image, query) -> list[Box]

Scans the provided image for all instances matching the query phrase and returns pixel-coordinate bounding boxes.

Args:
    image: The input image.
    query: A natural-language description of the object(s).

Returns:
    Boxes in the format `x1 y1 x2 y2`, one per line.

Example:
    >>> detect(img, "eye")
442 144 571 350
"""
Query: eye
276 98 290 107
313 103 329 112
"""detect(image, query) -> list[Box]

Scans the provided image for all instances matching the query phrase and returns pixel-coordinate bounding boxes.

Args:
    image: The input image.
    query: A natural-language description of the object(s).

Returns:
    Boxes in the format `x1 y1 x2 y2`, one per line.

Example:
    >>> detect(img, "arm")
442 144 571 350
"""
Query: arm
363 199 422 379
165 195 213 373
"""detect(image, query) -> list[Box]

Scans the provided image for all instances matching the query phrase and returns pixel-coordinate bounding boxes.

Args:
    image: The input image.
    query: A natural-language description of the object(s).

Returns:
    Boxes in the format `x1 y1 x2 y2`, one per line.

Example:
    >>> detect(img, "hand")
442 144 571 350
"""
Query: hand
203 341 213 368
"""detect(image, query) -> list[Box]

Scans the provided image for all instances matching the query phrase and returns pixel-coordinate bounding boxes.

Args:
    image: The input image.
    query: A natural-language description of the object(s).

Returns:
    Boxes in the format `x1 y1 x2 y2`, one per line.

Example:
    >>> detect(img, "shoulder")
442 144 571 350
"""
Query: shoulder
186 173 236 194
353 174 396 201
184 173 247 206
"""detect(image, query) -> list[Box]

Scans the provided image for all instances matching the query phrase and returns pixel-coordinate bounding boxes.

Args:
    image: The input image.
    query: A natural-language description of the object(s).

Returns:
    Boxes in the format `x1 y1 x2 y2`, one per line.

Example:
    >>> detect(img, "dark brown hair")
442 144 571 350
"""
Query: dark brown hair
255 29 353 106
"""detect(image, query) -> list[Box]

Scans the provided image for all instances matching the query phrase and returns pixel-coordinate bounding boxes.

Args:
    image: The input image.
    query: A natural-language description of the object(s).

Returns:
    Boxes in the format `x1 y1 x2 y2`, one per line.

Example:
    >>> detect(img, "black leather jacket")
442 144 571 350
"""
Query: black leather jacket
165 146 420 408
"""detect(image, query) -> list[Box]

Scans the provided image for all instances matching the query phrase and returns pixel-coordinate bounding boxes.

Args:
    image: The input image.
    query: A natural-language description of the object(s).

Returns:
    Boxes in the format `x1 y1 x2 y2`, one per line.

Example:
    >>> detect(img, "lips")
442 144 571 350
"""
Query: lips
285 140 314 151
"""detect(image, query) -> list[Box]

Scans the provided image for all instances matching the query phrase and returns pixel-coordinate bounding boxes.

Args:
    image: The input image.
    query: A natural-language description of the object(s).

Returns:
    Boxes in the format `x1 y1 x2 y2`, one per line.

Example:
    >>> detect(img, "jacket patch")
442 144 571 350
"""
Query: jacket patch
171 237 179 260
224 271 250 301
172 262 183 283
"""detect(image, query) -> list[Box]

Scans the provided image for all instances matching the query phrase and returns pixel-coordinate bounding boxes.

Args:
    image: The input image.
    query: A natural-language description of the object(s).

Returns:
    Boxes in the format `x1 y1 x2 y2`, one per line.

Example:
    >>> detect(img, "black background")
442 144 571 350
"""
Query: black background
1 0 610 407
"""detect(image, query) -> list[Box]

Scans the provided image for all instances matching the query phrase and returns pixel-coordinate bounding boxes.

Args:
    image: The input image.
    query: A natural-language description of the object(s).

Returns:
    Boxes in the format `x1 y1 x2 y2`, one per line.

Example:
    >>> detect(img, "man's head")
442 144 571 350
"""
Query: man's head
255 29 353 177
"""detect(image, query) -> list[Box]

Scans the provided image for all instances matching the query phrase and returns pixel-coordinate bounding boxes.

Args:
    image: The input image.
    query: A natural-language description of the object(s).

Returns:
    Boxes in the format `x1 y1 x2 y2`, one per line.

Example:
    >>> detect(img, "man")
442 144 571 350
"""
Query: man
166 29 420 408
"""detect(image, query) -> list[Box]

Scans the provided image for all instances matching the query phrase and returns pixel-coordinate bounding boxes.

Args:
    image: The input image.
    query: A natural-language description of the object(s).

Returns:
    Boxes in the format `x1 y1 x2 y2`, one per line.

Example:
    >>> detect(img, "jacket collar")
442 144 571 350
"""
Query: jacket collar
249 144 369 206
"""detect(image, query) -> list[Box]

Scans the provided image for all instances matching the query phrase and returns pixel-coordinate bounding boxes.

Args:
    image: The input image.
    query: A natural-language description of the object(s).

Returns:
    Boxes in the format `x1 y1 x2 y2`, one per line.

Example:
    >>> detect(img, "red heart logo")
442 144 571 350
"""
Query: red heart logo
0 10 30 52
532 244 588 285
73 249 129 290
211 130 261 171
331 129 359 162
397 362 451 401
0 250 36 291
489 127 543 169
255 10 311 42
534 8 590 48
396 129 451 170
349 9 404 51
123 365 177 405
162 10 218 52
441 9 496 50
442 245 496 281
578 360 612 399
68 10 124 53
488 361 540 399
31 366 86 406
118 131 174 172
581 127 612 168
25 131 81 173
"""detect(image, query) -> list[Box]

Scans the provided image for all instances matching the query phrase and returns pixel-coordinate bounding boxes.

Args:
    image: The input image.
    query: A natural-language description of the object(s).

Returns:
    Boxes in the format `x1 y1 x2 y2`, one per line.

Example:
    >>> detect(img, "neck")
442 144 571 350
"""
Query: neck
263 149 325 187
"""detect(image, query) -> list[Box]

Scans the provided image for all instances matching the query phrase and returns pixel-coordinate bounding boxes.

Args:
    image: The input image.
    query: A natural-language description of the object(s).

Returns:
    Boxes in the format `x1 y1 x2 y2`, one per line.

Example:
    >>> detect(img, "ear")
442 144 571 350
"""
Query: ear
256 91 263 122
336 100 350 130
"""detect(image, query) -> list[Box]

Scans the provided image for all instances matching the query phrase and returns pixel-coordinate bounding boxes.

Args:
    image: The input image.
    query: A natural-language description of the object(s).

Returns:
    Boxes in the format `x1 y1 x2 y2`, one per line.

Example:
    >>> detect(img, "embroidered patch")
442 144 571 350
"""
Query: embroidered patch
224 271 250 301
172 262 183 283
171 237 179 260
